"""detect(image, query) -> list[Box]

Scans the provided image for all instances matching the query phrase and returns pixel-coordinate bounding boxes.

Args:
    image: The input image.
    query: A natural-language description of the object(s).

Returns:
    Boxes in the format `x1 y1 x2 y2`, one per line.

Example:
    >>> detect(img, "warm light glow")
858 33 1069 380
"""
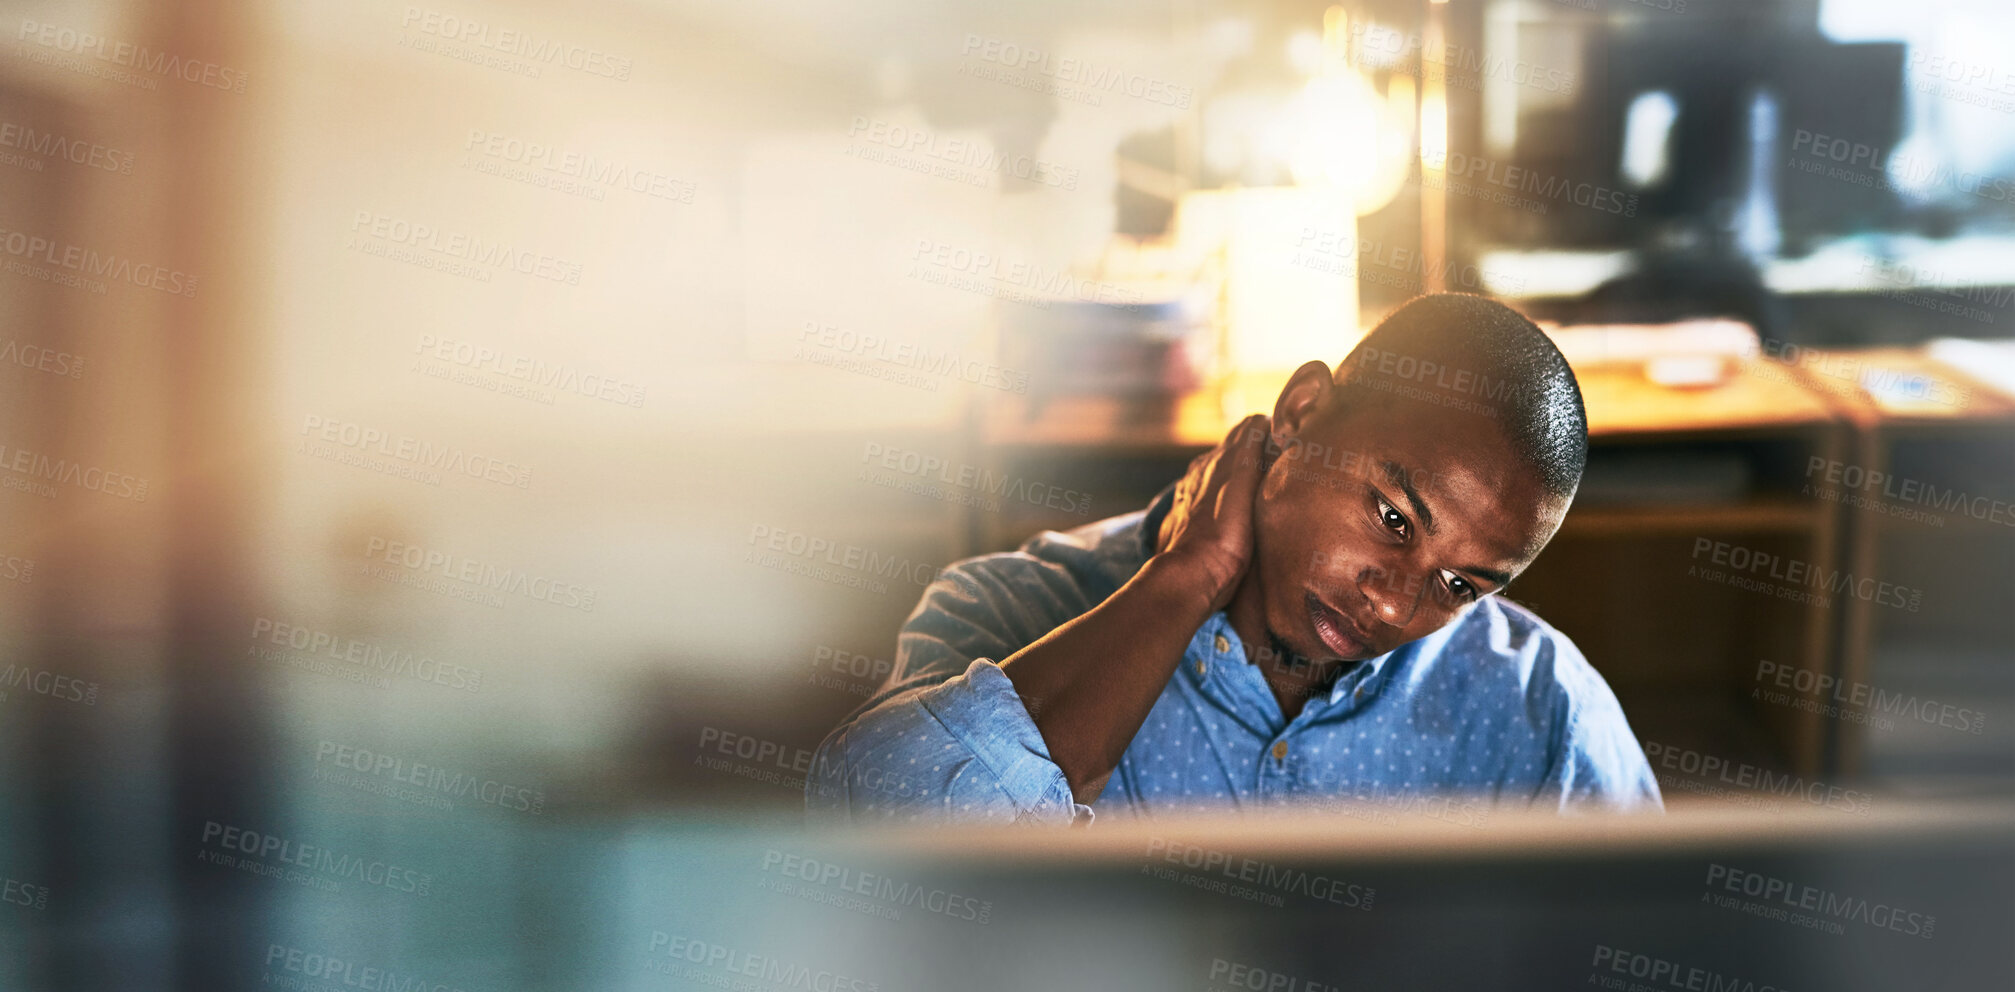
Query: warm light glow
1183 187 1360 375
1419 89 1447 168
1285 74 1382 191
1284 6 1411 214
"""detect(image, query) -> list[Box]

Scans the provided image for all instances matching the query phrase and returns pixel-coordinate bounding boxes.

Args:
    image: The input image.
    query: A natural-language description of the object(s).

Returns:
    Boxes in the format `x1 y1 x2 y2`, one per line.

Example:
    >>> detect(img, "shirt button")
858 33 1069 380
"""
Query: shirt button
1271 741 1288 761
1194 660 1208 677
1213 634 1231 654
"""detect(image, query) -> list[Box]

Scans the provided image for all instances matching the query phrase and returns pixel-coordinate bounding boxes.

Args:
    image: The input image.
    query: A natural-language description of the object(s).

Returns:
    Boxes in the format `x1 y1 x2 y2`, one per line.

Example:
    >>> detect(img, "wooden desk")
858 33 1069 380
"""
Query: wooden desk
983 357 1845 448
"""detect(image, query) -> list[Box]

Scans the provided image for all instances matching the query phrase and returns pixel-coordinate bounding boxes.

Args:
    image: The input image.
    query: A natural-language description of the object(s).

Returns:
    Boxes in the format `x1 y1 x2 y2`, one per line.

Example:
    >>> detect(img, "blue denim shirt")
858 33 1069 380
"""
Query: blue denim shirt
806 487 1662 825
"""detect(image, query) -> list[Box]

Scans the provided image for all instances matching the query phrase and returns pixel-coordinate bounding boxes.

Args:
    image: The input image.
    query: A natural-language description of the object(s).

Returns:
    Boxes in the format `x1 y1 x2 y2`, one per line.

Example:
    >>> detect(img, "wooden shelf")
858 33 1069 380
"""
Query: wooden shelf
1792 346 2015 426
1871 502 2015 535
1560 497 1823 537
1576 360 1839 437
982 391 1228 453
984 359 1846 451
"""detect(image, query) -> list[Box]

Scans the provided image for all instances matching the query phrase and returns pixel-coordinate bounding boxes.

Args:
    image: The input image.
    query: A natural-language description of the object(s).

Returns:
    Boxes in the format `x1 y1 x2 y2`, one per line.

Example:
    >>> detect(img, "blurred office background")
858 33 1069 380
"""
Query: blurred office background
0 0 2012 989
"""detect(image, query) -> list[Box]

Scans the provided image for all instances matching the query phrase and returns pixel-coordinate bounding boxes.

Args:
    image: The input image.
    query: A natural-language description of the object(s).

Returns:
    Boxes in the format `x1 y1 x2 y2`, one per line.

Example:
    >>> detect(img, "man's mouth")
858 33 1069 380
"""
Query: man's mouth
1305 591 1373 660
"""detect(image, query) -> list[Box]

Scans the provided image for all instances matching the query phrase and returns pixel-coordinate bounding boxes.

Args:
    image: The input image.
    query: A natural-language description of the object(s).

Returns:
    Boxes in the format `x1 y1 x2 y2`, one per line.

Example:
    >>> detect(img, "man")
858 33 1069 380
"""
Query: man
806 294 1662 824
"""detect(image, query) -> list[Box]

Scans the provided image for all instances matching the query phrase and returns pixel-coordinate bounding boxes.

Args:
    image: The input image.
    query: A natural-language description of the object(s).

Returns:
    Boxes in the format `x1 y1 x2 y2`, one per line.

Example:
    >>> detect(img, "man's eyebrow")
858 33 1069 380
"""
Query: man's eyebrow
1378 460 1513 588
1381 460 1435 535
1465 565 1513 588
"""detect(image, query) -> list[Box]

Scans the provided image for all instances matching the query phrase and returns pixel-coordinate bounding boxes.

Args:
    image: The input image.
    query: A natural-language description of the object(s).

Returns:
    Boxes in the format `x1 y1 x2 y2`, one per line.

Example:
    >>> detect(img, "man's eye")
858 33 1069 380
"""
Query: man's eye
1444 573 1477 602
1375 496 1408 535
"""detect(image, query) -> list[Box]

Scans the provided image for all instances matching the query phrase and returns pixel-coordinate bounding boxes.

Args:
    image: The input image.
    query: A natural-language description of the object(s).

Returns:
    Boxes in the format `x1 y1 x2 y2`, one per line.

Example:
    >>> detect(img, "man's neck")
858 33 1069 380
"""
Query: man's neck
1225 571 1269 664
1225 571 1344 722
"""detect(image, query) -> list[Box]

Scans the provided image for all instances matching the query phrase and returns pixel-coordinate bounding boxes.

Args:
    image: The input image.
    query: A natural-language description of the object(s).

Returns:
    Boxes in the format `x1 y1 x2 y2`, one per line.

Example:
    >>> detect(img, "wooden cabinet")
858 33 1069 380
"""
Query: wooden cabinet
1801 350 2015 791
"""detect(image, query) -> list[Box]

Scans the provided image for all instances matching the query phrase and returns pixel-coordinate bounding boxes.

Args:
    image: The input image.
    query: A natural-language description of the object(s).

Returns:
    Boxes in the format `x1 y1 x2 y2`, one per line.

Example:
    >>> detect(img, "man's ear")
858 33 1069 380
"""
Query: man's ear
1271 361 1335 441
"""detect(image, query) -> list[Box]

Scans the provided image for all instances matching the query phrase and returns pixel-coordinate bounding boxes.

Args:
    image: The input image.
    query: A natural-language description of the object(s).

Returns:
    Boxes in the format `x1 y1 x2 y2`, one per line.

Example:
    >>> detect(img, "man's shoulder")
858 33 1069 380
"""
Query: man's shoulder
1465 598 1659 806
887 509 1155 687
928 509 1152 610
1438 596 1620 712
1440 595 1576 663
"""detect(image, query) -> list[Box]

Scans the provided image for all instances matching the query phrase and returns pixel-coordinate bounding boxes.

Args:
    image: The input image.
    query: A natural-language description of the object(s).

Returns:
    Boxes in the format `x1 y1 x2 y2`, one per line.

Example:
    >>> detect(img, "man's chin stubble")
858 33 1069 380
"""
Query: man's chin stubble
1263 629 1319 673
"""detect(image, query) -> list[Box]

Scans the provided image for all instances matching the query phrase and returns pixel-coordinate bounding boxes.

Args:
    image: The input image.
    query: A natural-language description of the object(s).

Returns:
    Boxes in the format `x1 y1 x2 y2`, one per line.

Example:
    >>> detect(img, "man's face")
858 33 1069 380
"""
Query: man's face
1247 377 1568 664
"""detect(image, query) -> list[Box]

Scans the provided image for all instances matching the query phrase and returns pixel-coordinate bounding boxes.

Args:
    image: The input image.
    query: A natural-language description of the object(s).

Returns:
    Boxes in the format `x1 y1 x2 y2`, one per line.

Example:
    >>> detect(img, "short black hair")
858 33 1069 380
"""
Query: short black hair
1332 293 1587 500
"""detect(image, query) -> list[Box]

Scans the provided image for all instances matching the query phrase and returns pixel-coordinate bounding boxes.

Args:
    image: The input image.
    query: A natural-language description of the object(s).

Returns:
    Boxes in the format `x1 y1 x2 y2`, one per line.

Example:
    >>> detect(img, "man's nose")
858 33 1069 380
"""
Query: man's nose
1358 561 1426 627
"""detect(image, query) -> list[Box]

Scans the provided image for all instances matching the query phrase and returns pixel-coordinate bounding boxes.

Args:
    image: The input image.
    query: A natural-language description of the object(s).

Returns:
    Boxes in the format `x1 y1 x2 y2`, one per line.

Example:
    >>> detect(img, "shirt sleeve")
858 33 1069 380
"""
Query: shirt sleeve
805 563 1095 826
1534 638 1665 813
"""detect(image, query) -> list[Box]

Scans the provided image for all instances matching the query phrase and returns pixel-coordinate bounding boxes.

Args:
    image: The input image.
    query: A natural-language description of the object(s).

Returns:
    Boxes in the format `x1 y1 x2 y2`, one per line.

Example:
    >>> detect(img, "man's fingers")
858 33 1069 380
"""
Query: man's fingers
1158 416 1265 576
1236 413 1270 456
1221 414 1270 477
1204 415 1262 473
1187 415 1265 523
1218 413 1268 456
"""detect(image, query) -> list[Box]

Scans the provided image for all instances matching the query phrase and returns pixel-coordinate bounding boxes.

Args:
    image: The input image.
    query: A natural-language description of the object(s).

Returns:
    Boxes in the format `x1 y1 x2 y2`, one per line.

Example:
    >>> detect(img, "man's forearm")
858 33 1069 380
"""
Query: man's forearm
998 553 1219 803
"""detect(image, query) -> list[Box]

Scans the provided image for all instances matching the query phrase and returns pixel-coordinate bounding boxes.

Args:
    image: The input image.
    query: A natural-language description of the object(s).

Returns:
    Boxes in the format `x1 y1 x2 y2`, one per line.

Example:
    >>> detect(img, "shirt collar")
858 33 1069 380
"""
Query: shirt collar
1325 646 1399 705
1196 609 1402 707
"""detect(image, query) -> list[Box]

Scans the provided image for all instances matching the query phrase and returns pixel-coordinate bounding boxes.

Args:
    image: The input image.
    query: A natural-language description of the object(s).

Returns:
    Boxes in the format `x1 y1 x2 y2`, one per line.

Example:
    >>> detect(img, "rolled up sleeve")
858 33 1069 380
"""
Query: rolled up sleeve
806 658 1090 825
806 560 1098 826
